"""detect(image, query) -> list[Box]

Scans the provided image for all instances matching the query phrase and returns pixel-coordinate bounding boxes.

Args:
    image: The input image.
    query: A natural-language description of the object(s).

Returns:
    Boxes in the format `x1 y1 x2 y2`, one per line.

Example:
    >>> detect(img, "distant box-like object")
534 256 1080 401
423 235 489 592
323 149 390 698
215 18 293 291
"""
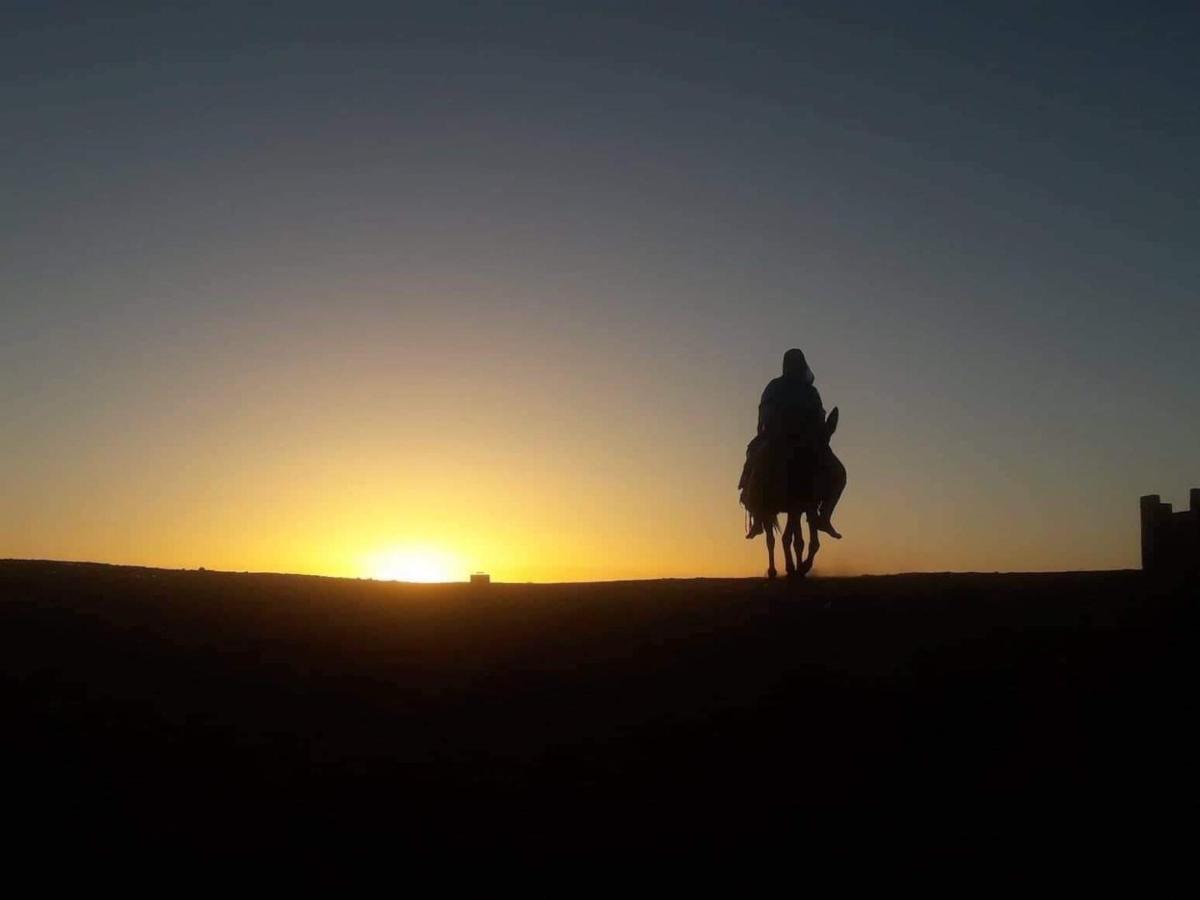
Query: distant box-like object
1140 490 1200 576
470 572 490 585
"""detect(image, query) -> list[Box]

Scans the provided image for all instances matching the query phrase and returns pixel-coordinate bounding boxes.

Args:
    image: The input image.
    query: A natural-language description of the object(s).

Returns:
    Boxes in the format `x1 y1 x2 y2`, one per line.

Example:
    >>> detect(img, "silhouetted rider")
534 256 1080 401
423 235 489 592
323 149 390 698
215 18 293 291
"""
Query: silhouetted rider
740 348 843 539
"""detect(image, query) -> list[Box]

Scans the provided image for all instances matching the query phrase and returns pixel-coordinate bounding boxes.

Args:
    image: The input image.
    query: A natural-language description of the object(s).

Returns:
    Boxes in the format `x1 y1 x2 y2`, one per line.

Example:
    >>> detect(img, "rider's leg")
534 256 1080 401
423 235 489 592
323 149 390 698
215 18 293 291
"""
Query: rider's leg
743 437 771 538
739 434 764 491
813 449 845 539
745 464 766 536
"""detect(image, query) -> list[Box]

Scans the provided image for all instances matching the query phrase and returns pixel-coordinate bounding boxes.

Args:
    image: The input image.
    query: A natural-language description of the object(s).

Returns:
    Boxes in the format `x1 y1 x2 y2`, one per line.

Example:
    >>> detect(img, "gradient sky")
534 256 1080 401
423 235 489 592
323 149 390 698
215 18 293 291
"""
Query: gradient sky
4 2 1198 580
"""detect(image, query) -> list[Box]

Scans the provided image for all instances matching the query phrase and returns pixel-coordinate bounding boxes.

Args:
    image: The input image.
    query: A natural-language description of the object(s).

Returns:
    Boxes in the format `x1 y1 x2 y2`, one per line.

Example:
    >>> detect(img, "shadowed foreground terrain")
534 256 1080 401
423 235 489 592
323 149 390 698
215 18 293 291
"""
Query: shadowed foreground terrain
3 560 1195 871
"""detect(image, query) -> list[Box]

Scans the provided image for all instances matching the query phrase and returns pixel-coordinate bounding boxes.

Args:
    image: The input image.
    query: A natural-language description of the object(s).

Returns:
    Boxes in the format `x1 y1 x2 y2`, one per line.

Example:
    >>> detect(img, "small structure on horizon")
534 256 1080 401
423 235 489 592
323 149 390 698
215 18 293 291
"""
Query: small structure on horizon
470 572 491 585
1140 490 1200 576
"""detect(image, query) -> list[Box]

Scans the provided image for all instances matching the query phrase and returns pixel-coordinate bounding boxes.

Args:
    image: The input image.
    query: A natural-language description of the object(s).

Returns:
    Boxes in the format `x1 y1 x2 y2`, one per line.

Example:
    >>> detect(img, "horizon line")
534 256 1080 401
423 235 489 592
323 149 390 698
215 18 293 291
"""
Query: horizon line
0 557 1141 585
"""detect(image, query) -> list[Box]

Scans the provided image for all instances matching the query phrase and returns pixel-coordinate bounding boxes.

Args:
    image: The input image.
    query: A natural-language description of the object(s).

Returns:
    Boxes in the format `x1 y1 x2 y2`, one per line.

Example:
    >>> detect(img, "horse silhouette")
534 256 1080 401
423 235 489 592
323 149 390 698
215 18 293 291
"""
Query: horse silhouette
748 408 846 579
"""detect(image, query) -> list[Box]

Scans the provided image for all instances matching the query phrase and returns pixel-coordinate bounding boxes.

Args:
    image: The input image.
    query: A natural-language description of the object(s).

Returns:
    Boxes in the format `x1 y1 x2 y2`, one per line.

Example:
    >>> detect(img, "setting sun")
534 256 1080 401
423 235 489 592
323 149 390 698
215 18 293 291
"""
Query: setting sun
366 547 463 583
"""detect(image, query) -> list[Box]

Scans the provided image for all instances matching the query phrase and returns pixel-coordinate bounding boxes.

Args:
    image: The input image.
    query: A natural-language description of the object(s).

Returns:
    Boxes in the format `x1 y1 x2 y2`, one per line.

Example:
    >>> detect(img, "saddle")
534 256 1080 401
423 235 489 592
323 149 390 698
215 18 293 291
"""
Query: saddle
742 436 821 512
739 408 839 514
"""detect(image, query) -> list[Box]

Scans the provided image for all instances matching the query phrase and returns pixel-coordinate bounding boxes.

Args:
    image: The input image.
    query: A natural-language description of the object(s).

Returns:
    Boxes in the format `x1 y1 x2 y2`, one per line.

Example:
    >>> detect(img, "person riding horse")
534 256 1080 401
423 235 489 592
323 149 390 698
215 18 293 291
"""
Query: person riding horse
739 348 844 540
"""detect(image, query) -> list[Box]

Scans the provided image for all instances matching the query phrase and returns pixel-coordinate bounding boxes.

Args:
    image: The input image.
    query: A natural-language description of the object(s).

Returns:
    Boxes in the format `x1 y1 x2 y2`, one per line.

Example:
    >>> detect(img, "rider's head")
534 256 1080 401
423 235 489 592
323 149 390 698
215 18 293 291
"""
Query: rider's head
782 348 809 377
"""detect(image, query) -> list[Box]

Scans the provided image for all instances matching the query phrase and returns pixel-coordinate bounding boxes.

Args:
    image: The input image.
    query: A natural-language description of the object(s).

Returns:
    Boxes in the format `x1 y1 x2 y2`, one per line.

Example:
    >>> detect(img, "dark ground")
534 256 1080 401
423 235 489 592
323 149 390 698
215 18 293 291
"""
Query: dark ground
2 560 1196 874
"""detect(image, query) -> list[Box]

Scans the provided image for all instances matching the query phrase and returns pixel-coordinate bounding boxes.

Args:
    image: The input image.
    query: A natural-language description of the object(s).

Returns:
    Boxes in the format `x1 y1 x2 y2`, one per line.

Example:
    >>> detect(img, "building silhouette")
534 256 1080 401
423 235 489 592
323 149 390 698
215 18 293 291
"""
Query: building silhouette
1140 490 1200 575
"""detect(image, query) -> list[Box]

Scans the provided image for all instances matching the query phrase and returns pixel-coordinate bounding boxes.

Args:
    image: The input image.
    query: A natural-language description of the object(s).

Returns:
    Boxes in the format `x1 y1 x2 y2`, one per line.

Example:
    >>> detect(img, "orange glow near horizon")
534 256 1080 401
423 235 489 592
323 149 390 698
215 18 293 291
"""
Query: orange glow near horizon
365 546 464 583
0 329 1153 584
0 275 1159 583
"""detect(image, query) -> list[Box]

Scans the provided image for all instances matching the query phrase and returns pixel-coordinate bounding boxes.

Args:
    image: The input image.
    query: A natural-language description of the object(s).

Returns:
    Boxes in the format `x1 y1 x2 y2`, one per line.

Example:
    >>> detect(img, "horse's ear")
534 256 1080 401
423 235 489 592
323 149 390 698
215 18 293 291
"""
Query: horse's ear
826 406 839 437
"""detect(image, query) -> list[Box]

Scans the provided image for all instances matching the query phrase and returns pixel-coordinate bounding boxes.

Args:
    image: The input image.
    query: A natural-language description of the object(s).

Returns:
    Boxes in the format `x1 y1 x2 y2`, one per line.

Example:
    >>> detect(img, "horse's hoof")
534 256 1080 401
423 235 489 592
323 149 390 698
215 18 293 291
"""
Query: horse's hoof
787 569 806 580
767 568 777 580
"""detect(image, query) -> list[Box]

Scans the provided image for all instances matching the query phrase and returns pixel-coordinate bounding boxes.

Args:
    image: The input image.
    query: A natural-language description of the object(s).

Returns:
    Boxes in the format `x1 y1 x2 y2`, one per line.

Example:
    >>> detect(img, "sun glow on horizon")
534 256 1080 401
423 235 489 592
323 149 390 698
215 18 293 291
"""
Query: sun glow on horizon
365 547 465 583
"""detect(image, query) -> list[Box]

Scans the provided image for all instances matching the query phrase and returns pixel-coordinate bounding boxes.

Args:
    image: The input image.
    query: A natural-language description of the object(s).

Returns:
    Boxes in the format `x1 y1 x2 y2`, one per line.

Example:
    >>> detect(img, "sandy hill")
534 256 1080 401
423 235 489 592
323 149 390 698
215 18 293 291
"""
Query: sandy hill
2 560 1194 872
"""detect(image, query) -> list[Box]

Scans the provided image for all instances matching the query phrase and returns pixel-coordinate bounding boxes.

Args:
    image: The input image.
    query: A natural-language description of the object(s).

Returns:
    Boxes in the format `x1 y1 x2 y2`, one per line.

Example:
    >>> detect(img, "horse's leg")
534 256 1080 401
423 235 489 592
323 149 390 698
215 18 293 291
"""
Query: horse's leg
791 510 805 576
765 518 777 579
782 515 796 575
801 507 820 574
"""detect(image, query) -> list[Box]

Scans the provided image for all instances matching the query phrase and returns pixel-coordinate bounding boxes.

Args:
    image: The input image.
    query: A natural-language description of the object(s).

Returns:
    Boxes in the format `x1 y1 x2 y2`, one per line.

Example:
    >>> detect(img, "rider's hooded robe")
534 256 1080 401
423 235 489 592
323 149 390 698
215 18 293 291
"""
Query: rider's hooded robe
740 350 827 511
